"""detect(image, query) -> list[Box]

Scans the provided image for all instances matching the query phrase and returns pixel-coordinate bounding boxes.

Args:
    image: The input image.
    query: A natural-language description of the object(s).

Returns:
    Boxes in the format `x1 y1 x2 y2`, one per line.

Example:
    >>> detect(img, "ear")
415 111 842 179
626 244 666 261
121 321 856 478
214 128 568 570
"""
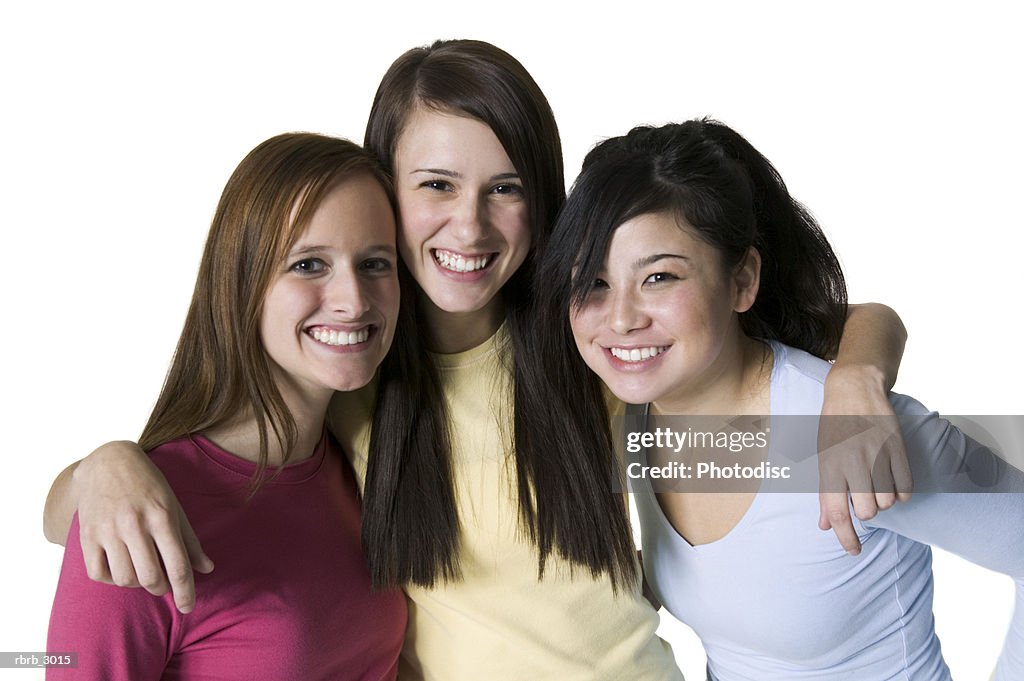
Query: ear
732 246 761 313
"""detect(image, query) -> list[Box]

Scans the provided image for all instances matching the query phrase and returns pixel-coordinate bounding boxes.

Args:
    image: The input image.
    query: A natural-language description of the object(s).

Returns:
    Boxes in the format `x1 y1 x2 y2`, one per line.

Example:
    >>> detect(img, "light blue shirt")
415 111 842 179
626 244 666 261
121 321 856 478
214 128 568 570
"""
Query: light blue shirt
632 342 1024 680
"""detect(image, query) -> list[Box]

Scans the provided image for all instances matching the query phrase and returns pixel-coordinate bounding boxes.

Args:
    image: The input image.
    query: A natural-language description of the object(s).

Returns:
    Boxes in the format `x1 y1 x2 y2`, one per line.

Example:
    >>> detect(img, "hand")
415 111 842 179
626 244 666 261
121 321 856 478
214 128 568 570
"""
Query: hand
73 441 214 613
818 366 913 555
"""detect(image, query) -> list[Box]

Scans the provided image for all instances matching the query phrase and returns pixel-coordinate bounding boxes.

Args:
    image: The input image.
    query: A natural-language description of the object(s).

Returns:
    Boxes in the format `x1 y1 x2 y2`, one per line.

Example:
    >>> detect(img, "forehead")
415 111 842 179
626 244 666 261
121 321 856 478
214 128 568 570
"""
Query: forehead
394 106 513 170
607 212 704 256
293 173 396 247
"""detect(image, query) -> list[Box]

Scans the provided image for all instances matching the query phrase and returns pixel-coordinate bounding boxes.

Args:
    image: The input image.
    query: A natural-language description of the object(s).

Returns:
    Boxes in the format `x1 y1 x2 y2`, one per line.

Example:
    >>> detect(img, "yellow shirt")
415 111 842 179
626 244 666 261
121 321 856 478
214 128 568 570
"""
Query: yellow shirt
330 327 681 681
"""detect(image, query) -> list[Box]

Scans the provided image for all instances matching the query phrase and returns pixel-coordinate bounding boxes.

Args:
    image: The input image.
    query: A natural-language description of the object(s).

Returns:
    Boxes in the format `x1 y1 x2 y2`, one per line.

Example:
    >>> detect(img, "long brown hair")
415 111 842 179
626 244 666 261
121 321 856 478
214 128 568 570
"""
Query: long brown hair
140 133 392 487
361 40 639 590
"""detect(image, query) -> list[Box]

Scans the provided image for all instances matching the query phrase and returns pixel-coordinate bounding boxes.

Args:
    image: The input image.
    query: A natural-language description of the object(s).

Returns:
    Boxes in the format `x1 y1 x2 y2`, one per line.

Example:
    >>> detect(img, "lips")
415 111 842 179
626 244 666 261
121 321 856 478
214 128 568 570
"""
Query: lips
431 248 496 273
306 325 372 347
607 345 670 362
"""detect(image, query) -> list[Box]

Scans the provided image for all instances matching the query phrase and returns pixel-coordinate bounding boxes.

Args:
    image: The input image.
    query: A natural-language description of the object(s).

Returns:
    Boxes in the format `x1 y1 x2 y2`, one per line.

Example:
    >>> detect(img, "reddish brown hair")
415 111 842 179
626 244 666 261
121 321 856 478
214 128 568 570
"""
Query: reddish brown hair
140 133 391 486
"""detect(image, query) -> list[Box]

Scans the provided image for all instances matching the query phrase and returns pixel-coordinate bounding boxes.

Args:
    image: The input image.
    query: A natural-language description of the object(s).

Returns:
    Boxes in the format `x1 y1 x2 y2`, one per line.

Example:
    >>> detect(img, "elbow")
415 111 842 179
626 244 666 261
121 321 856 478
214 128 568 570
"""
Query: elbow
881 303 909 347
43 510 65 546
42 490 68 545
43 466 77 546
857 302 908 347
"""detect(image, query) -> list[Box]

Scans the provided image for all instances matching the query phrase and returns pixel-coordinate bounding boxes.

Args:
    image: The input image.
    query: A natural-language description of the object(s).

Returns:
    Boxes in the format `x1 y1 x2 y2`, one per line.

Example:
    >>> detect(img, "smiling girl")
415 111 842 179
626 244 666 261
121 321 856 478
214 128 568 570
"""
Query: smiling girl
46 133 406 679
536 118 1024 680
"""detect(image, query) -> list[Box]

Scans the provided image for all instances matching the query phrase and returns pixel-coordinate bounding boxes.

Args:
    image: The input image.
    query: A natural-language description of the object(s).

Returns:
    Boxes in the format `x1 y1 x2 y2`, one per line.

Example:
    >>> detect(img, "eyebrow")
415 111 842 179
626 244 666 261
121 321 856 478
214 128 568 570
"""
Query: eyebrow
410 168 521 182
411 168 461 178
289 245 328 257
364 244 398 257
633 253 690 268
287 244 397 257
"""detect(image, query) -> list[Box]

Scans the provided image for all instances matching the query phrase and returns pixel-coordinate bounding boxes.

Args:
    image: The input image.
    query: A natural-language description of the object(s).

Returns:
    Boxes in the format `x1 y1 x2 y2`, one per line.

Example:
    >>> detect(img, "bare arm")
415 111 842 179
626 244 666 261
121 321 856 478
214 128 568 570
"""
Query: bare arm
44 460 80 545
830 303 907 390
819 303 912 554
42 441 213 613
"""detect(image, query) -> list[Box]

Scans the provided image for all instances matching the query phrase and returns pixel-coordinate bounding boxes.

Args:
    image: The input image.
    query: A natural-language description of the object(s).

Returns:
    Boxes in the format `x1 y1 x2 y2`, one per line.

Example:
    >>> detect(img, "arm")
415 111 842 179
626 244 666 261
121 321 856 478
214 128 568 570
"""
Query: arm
863 401 1024 681
830 303 907 391
819 303 912 554
43 461 80 545
42 441 213 613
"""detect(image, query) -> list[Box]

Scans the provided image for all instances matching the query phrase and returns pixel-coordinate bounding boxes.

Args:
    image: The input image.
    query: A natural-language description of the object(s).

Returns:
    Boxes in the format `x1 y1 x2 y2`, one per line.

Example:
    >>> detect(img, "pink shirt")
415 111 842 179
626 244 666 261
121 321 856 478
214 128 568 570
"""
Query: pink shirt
47 432 406 680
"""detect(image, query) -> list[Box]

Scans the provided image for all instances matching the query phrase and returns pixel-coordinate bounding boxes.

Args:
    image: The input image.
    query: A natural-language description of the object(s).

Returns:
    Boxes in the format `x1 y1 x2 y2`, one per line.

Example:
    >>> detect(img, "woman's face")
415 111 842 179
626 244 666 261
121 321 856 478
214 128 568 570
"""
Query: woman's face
393 107 530 322
260 172 399 403
569 211 758 409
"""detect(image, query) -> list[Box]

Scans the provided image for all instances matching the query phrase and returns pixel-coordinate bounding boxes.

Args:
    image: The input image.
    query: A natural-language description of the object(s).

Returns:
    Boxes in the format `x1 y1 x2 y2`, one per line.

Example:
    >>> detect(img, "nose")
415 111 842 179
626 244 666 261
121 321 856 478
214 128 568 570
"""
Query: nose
608 286 650 335
449 194 489 245
326 267 370 319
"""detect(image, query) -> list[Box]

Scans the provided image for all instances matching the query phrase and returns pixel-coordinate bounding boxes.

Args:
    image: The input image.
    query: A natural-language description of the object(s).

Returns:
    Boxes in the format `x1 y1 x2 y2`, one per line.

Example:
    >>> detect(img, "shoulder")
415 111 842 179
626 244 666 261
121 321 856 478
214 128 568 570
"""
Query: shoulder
145 436 206 478
768 341 831 413
55 515 178 637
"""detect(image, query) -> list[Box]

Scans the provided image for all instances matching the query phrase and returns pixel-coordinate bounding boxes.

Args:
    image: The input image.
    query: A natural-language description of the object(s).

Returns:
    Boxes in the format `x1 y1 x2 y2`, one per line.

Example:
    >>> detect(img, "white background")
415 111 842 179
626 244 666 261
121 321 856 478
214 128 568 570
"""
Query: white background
2 2 1021 679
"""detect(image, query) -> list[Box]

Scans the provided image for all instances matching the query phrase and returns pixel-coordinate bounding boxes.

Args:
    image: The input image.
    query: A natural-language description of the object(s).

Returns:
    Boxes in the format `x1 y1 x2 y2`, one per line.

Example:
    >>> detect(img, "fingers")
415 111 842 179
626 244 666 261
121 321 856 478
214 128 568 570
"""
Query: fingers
870 449 897 513
103 541 141 588
152 524 197 614
84 513 206 614
818 491 861 555
81 537 114 584
71 441 206 613
124 533 171 597
886 430 913 502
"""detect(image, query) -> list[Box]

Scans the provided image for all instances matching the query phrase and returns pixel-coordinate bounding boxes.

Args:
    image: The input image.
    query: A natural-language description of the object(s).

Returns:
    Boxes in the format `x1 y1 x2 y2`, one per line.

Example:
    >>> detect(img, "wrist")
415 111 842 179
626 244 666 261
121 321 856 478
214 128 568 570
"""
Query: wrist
74 440 141 489
826 362 888 395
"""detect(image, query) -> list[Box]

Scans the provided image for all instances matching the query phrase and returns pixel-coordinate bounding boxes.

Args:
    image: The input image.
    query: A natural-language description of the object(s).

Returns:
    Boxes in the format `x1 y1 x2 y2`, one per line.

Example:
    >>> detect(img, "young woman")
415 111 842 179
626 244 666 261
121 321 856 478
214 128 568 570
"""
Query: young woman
536 118 1024 680
44 42 910 679
46 133 407 680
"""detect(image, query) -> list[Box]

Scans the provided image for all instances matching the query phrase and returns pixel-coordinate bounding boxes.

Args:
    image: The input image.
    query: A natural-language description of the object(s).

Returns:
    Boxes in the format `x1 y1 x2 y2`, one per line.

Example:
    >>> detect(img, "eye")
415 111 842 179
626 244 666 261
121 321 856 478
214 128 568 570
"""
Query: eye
592 278 610 290
491 183 523 196
360 257 394 274
421 179 454 192
289 258 327 275
643 272 678 285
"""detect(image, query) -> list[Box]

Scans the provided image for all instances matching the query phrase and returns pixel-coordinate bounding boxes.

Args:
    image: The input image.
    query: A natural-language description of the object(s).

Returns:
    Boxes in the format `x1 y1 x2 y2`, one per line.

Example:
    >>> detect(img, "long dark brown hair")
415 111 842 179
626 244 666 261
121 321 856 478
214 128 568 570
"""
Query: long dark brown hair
140 133 392 488
360 40 639 590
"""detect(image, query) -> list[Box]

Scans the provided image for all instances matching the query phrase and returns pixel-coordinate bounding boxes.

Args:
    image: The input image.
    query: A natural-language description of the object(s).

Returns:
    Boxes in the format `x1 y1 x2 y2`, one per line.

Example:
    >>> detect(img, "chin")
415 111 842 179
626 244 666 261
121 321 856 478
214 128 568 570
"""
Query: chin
598 378 658 406
327 374 375 393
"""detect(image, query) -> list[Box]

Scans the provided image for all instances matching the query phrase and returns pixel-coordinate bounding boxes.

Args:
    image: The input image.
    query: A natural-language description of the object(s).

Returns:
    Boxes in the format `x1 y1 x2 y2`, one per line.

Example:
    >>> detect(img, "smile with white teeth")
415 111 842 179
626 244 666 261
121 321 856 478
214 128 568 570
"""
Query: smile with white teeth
432 249 493 273
609 346 669 362
309 327 370 346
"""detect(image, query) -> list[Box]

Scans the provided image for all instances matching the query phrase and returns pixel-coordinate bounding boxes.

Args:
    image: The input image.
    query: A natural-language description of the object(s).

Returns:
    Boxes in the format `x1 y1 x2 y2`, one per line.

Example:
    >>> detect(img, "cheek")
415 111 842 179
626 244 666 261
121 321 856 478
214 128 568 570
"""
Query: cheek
500 205 531 252
396 194 440 247
260 284 288 334
663 282 735 342
373 277 401 325
569 304 600 347
263 280 319 326
258 288 297 362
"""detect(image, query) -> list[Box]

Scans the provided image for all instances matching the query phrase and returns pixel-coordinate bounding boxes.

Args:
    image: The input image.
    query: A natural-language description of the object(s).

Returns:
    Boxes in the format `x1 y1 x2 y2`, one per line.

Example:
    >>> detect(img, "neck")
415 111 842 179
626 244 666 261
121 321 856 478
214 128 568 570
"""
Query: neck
652 332 771 417
202 383 331 467
420 293 506 354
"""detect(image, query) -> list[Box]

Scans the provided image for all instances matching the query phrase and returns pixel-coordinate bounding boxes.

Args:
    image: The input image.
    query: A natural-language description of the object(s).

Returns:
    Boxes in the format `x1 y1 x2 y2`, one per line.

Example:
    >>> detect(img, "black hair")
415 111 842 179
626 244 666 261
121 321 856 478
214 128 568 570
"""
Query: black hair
539 118 847 367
